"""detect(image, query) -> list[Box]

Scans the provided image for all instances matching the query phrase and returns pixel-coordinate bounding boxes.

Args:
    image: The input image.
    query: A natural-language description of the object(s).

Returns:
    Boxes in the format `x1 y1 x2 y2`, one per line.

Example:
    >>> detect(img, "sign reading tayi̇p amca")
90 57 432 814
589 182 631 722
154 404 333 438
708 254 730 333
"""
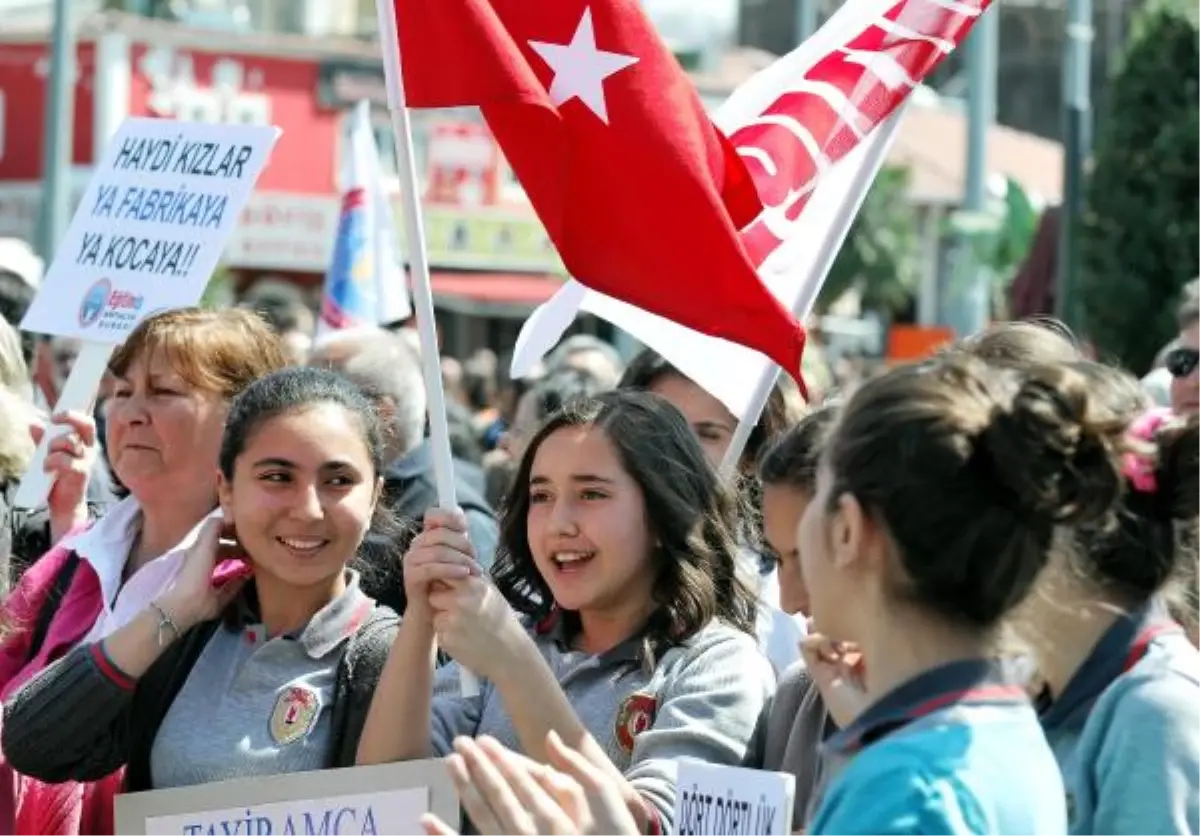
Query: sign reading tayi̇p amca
673 760 795 836
148 788 420 834
115 760 459 835
19 117 279 342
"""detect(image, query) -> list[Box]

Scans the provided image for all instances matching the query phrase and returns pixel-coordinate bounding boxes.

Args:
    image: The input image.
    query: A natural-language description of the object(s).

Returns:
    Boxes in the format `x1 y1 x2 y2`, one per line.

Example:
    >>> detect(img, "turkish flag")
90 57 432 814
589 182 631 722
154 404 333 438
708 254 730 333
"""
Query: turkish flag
392 0 807 377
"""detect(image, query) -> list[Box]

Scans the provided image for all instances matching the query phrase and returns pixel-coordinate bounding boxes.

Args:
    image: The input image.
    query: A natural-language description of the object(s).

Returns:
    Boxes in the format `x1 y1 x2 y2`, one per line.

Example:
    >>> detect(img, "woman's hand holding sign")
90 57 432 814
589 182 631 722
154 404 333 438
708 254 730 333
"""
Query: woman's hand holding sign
32 410 98 542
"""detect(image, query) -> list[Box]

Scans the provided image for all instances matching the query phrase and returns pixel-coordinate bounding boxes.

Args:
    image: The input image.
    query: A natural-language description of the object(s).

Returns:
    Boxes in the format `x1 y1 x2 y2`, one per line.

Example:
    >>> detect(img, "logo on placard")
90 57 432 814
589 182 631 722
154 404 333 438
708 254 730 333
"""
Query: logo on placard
79 279 112 327
614 692 657 755
77 278 145 332
269 685 321 746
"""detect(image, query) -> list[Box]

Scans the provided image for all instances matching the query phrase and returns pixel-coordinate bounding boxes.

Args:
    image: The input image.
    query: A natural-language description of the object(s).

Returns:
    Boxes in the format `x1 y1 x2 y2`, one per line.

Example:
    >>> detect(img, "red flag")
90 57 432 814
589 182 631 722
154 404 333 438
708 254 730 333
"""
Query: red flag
392 0 806 376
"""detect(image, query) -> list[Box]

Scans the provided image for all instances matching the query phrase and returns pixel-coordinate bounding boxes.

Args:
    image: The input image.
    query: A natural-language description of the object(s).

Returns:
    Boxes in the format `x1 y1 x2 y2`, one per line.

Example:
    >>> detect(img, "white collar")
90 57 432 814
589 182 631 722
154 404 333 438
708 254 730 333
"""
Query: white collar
64 498 222 609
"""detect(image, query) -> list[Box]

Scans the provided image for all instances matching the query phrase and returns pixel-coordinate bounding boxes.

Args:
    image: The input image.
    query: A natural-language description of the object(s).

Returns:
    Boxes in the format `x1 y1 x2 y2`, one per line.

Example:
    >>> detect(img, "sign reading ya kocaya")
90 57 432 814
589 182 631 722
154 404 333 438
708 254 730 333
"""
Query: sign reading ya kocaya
20 118 280 343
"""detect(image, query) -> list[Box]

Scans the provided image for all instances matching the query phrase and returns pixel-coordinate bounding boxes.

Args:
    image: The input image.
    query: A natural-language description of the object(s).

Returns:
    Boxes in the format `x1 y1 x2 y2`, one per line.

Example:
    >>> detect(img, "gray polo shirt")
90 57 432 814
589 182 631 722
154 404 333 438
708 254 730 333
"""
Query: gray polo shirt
430 617 776 832
743 662 835 832
150 572 374 789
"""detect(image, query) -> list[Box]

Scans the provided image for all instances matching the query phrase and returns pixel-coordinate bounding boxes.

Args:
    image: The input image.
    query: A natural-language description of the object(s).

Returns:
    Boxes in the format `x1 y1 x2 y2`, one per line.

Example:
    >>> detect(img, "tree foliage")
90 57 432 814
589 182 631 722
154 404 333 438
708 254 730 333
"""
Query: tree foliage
1080 0 1199 372
819 165 921 316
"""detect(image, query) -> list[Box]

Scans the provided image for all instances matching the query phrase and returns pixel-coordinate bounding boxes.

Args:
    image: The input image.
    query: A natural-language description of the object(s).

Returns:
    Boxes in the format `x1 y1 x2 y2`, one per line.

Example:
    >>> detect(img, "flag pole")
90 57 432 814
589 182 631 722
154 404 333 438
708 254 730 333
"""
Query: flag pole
375 0 480 697
718 108 908 478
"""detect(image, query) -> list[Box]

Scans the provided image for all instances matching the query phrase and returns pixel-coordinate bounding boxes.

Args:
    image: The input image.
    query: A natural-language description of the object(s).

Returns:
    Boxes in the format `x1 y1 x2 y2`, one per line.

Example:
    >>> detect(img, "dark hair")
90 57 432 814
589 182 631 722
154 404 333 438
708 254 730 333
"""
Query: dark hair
464 359 496 413
1063 361 1198 602
955 318 1082 369
619 348 792 468
492 389 757 666
238 295 313 335
758 404 841 494
0 272 37 366
219 366 386 480
531 367 608 422
823 354 1127 630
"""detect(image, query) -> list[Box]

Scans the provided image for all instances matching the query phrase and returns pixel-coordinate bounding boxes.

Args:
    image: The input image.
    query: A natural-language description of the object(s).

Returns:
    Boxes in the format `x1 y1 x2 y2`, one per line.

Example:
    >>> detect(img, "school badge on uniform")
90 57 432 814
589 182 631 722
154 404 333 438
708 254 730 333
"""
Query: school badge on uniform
269 685 321 746
614 693 657 754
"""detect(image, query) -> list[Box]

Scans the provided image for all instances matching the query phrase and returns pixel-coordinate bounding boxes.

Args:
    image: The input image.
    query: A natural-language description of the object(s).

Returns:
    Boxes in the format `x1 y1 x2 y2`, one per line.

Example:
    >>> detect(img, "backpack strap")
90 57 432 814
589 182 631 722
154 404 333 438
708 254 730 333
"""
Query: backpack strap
25 551 81 664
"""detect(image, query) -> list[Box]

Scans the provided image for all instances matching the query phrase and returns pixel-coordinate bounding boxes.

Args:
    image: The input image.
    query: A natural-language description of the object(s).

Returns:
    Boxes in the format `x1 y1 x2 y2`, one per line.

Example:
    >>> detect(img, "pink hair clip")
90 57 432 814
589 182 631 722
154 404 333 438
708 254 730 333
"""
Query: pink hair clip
1122 408 1171 493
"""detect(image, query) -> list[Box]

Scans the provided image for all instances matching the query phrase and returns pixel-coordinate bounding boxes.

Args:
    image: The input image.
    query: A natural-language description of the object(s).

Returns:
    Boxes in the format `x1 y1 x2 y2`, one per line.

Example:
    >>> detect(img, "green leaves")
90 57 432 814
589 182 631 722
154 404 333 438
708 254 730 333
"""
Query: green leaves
1080 0 1199 373
820 165 921 315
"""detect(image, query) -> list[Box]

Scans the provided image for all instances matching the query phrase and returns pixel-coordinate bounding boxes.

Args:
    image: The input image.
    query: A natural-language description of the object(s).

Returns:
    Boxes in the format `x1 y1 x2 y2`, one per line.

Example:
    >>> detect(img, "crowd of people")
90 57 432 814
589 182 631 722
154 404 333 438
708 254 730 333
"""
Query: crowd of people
0 266 1193 835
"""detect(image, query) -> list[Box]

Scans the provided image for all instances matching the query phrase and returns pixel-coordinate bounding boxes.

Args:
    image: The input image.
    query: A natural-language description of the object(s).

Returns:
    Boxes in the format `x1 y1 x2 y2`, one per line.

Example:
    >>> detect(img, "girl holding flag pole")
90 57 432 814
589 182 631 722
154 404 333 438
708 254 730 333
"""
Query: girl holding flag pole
358 390 775 835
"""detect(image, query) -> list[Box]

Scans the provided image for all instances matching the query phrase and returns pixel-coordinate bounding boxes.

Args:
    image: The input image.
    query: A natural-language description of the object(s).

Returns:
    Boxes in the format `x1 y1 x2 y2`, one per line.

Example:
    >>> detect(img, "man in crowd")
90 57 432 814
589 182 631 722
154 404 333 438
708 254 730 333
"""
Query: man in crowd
308 330 498 573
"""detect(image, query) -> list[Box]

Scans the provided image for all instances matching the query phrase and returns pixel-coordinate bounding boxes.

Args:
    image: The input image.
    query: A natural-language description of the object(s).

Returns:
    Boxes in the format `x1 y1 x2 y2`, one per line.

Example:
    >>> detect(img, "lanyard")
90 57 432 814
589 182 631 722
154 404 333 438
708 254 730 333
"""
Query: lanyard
1122 622 1182 673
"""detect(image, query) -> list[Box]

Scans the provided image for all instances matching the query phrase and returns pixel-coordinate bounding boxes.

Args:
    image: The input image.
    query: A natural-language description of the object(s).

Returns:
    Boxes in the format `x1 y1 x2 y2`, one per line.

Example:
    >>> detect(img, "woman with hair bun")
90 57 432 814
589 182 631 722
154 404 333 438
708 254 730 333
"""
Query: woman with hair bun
797 354 1127 834
1020 360 1199 835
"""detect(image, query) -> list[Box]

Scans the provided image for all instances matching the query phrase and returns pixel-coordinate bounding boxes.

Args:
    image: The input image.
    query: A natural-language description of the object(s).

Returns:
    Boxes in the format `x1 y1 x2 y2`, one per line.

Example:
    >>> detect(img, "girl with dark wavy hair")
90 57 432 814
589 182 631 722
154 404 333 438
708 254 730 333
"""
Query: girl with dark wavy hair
359 389 775 834
799 354 1128 834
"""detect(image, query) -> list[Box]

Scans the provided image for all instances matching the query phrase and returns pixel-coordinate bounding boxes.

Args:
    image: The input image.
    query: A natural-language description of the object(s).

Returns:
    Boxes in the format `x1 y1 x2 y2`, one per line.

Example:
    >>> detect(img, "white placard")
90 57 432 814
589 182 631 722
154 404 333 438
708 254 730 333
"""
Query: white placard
674 760 795 836
116 760 459 835
148 787 423 834
19 117 280 343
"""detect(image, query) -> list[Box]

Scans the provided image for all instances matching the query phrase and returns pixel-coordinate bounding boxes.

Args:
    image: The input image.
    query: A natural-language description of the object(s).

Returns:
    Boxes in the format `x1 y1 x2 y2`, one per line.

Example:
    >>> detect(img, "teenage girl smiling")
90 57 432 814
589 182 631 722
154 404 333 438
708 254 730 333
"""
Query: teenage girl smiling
359 390 776 834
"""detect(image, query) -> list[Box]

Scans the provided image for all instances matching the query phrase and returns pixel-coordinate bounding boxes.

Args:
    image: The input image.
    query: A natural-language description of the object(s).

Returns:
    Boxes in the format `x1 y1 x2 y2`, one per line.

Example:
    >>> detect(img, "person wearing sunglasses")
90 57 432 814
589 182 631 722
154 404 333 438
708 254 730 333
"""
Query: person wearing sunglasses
1166 344 1199 414
1142 282 1199 416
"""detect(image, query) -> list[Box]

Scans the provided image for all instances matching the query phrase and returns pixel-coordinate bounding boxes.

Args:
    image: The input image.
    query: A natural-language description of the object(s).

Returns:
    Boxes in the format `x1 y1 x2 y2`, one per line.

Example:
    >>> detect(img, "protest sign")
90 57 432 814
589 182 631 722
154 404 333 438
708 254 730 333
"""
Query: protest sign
21 118 278 342
13 117 278 510
115 759 459 835
674 760 795 836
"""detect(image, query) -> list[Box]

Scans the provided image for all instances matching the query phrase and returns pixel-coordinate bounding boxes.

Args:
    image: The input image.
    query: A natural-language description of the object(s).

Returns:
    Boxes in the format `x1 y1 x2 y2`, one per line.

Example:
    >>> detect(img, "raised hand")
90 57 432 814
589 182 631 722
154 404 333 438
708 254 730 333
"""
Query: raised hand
401 507 483 627
800 631 869 728
155 518 247 630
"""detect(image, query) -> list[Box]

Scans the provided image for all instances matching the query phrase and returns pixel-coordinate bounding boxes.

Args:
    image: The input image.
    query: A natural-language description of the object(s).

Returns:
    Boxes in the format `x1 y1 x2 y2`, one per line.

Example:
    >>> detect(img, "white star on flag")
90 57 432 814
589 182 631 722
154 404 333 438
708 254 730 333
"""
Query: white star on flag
528 7 639 124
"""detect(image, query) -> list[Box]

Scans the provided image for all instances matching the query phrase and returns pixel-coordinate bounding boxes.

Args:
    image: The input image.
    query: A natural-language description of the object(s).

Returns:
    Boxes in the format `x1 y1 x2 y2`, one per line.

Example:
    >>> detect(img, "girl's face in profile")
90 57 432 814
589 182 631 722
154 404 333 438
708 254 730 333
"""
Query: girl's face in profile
797 463 866 640
219 403 380 590
762 482 813 617
525 423 657 620
648 372 737 469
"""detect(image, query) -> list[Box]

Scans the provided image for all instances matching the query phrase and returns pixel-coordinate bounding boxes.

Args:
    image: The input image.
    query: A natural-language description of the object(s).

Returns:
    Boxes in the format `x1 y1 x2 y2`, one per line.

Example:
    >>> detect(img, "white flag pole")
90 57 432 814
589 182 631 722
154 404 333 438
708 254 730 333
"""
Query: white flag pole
718 108 908 478
375 0 479 697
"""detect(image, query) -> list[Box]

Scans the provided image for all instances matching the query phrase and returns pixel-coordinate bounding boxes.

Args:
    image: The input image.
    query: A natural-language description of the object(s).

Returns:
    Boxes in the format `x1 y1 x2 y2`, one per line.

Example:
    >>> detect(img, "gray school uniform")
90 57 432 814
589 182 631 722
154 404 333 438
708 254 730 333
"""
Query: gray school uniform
3 572 396 791
431 616 776 832
743 662 836 832
1041 599 1200 835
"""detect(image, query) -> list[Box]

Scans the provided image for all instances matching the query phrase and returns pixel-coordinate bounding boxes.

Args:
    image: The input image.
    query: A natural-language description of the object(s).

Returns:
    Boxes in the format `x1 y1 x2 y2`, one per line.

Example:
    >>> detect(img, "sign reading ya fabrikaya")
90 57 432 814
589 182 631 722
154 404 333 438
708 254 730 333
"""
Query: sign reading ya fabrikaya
19 117 279 342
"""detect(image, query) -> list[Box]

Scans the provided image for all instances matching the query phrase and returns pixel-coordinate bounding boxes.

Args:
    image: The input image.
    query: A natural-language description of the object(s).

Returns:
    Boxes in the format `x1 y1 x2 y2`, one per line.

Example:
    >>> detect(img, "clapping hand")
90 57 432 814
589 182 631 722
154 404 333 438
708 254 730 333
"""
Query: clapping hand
421 733 639 836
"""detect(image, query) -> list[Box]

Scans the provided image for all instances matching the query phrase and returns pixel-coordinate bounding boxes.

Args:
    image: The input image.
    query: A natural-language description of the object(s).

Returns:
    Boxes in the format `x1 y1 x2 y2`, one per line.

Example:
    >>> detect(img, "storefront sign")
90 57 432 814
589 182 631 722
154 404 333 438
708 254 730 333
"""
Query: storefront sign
317 60 389 110
227 193 340 271
406 204 563 274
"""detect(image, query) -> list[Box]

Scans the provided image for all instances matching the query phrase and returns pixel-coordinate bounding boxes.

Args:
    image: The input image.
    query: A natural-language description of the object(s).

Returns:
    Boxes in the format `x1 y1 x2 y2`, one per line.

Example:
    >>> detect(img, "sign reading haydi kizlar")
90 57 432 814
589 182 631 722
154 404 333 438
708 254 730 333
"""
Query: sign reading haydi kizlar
20 117 279 343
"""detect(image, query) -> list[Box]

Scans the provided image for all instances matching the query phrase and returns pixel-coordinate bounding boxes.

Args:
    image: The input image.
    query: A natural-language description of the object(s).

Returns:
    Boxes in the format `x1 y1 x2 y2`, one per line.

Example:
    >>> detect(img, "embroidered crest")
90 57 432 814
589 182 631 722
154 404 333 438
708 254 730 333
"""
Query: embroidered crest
614 692 657 754
269 685 321 746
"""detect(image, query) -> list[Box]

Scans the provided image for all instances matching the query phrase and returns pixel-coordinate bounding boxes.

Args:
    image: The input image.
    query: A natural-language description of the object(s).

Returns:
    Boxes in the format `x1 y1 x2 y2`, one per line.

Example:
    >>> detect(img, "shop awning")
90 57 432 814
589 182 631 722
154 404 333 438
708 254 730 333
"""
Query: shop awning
431 271 565 318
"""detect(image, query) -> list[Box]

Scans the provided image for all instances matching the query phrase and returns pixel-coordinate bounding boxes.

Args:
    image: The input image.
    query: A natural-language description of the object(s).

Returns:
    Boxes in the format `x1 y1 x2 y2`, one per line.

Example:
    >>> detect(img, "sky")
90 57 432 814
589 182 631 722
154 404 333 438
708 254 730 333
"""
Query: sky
642 0 739 52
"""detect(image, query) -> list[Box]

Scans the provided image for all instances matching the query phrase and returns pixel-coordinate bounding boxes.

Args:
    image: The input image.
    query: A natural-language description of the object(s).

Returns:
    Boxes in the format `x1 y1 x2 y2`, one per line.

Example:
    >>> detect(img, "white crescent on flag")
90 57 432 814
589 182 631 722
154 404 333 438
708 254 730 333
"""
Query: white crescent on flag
512 0 988 419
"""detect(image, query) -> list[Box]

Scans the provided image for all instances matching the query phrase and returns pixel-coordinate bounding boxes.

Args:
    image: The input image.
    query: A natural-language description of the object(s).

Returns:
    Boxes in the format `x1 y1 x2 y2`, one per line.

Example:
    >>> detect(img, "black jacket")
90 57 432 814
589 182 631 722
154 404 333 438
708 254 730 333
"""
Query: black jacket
2 606 399 790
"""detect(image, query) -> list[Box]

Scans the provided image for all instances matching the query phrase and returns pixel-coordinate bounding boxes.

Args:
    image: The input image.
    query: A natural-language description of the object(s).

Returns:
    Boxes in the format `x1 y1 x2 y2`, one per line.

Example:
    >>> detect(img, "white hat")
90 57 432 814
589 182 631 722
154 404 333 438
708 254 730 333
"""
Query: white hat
0 238 43 289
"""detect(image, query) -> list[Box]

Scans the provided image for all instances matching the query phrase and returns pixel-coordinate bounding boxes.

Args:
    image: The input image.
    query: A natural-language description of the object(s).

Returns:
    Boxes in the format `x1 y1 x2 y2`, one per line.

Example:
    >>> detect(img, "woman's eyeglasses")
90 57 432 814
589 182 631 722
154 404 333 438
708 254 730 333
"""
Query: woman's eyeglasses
1165 346 1200 379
